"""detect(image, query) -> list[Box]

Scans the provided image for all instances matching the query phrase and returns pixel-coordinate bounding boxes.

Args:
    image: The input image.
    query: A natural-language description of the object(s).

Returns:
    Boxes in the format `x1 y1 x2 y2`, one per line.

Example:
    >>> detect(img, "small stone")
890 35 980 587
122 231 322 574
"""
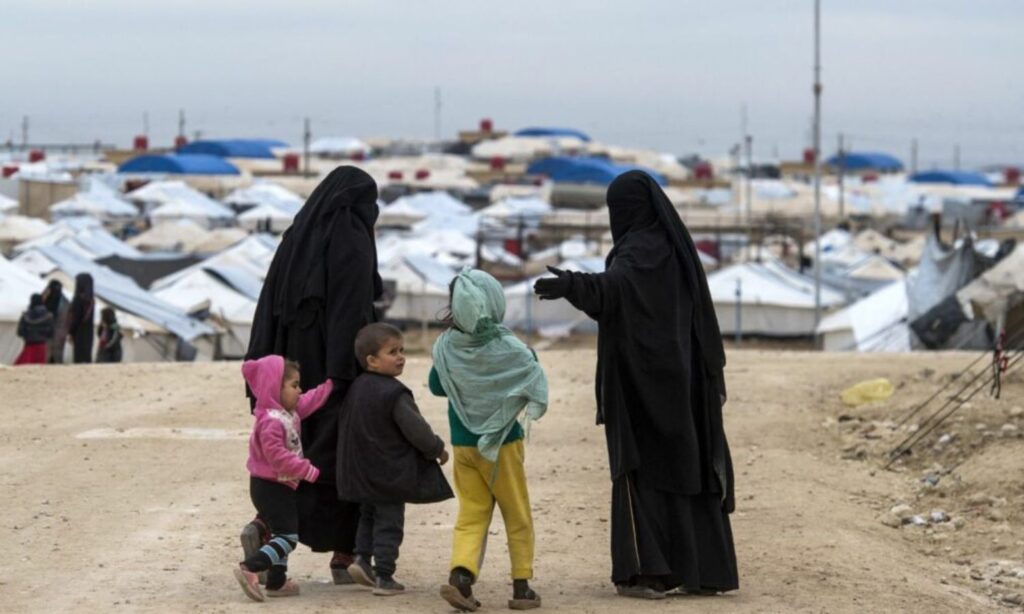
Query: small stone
1002 594 1023 606
975 423 987 431
986 509 1007 522
952 517 967 530
930 510 950 523
890 504 914 519
1000 423 1018 434
880 514 902 528
1009 406 1023 418
937 433 953 445
909 515 928 526
967 493 992 507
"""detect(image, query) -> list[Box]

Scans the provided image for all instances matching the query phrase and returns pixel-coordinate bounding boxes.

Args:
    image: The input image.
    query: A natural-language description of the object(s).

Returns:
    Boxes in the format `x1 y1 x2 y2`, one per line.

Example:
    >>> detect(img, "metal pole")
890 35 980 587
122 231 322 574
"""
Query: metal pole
21 116 28 150
954 143 961 171
838 133 845 220
303 117 311 176
911 138 918 175
434 87 442 142
734 277 742 346
745 134 753 225
178 109 186 140
812 0 823 339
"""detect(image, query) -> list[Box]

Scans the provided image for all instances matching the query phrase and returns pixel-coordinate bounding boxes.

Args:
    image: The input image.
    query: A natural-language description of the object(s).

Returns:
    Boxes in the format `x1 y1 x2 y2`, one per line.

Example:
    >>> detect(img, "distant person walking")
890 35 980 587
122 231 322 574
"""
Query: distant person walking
245 166 385 582
67 273 95 364
533 171 738 599
96 307 123 363
41 280 69 363
15 294 54 365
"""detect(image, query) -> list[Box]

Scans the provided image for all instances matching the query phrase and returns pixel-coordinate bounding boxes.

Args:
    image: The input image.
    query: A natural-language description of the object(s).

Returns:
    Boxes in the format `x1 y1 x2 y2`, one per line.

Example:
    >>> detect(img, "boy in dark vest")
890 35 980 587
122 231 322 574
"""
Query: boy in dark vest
338 323 453 596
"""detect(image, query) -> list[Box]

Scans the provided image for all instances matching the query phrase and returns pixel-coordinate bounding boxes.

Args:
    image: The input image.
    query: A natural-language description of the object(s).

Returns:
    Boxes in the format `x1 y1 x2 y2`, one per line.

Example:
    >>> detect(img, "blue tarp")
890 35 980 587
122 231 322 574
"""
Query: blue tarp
176 139 287 159
909 170 992 187
514 127 591 142
118 154 241 176
826 152 903 172
527 156 666 186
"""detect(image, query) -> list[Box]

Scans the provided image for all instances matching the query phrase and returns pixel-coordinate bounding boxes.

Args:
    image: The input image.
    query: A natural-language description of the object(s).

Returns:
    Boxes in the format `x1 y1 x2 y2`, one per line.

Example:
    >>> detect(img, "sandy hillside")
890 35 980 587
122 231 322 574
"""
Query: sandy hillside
0 349 1019 613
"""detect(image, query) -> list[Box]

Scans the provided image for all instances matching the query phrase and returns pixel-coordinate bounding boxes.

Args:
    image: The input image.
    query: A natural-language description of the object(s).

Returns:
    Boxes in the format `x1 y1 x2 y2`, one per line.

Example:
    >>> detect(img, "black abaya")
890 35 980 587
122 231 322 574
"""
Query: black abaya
67 273 94 365
538 171 737 591
246 166 383 553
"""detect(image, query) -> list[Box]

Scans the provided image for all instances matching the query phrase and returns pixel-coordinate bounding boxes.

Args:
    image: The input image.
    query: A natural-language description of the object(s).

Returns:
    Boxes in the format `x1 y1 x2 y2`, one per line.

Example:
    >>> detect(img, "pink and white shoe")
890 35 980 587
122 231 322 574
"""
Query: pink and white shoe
233 565 266 602
266 578 300 598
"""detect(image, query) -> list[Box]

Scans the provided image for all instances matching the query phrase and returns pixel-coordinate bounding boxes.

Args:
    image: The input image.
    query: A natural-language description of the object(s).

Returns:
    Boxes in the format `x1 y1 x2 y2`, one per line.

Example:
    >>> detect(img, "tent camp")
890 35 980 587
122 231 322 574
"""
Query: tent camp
503 258 604 336
10 245 216 362
526 157 667 186
237 204 294 233
0 193 16 214
707 259 847 337
127 219 212 253
309 137 371 158
177 139 287 160
14 218 142 261
222 182 303 214
957 243 1024 347
49 180 138 222
825 152 903 173
0 215 52 255
118 154 242 176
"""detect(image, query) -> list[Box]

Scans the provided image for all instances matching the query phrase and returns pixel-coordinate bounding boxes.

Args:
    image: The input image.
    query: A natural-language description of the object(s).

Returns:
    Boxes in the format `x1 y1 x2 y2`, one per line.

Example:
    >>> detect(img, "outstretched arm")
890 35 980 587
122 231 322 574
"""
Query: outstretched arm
296 379 334 420
534 265 620 320
259 421 320 483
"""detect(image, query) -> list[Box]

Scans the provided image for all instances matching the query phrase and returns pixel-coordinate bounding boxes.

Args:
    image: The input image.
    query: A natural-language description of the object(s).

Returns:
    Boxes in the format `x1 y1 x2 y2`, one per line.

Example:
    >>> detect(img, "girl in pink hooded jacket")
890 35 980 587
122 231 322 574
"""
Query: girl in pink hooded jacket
233 355 333 602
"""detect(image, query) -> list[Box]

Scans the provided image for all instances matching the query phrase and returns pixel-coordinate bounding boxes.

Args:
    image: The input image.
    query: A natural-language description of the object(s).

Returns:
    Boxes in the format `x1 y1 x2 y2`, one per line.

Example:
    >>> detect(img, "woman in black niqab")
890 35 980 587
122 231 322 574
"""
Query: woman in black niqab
67 273 95 364
534 170 737 597
245 166 383 576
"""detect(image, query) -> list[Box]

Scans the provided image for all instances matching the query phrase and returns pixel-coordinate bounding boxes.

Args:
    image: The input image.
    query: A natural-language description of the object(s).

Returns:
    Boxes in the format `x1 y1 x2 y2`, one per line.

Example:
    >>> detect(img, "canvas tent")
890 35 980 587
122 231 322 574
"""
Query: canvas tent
237 204 294 233
707 259 847 337
503 258 604 336
379 254 455 322
0 254 54 364
0 215 51 254
10 245 216 362
49 179 138 222
118 154 242 176
222 182 303 214
309 137 371 158
128 219 212 253
126 180 235 228
956 243 1024 348
14 218 142 261
817 280 912 352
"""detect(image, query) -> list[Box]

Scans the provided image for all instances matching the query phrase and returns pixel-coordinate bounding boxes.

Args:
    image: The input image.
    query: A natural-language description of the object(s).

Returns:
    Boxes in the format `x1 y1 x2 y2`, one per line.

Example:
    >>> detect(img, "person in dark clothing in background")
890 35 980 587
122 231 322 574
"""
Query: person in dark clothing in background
534 171 738 599
15 294 54 365
338 323 452 597
96 307 123 363
41 280 69 363
244 166 385 582
67 273 95 364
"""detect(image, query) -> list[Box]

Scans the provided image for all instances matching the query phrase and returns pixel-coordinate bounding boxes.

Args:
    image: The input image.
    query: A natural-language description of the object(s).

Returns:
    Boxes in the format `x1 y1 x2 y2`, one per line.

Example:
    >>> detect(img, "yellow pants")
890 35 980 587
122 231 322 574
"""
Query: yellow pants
450 440 534 580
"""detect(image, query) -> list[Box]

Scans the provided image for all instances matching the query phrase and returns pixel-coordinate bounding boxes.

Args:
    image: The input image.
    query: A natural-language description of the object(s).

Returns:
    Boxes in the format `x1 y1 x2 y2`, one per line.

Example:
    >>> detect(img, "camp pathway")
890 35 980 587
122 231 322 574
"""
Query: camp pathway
0 351 996 612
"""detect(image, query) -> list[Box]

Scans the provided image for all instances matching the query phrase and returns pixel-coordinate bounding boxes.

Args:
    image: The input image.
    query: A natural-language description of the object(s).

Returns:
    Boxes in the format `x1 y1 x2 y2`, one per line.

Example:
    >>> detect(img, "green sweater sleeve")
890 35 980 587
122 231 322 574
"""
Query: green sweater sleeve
428 366 447 397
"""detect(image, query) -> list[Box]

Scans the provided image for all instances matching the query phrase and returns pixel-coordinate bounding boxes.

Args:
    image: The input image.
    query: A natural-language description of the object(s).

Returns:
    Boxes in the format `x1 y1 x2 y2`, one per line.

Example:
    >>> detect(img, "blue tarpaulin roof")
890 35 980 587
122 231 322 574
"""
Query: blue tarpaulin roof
825 152 903 172
176 139 287 159
527 156 666 186
514 127 591 142
909 170 992 187
118 154 241 176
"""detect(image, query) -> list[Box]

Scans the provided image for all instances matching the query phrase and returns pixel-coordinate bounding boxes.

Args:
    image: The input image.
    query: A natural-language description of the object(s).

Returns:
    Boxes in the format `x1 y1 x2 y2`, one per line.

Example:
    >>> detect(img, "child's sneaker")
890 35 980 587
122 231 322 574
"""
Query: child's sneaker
330 552 355 585
347 555 376 588
232 564 266 602
440 567 480 611
373 574 405 596
240 518 269 585
266 578 300 598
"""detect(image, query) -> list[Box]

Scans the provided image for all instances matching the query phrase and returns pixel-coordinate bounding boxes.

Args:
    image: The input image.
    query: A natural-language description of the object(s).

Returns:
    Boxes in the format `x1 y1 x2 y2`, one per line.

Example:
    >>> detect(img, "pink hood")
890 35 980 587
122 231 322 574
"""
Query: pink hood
242 355 285 411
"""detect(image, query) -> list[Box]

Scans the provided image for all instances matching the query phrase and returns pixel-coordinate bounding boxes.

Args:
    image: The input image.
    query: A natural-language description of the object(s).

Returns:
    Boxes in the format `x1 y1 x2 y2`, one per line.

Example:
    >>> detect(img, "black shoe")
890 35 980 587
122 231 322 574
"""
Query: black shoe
347 556 376 588
373 574 405 596
440 568 479 611
510 579 541 610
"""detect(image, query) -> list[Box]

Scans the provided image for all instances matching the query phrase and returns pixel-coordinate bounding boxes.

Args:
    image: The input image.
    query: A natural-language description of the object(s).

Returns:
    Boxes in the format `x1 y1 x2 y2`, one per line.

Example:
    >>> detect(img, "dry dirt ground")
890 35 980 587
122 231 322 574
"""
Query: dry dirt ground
0 349 1020 613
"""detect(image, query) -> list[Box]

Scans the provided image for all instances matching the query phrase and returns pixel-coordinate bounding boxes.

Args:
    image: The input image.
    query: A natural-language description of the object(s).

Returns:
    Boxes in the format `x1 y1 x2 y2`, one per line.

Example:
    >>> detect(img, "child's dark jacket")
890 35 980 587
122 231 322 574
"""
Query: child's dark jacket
336 372 453 504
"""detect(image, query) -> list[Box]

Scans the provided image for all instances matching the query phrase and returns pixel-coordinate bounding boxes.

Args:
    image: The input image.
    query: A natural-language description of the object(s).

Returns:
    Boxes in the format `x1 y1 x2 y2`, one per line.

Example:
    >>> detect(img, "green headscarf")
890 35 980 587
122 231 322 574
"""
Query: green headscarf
432 267 548 462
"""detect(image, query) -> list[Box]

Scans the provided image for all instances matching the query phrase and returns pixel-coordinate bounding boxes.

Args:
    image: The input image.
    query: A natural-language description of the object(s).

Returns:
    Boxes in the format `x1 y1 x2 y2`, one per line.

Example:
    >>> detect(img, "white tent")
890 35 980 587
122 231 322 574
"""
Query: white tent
223 182 303 214
151 234 276 289
49 180 138 221
380 254 455 322
14 218 141 260
817 280 911 352
127 180 235 229
128 219 212 253
151 268 257 358
388 191 472 217
0 193 18 213
237 204 294 233
0 215 51 253
377 199 428 229
503 258 604 336
471 136 586 162
708 259 847 337
310 137 371 158
477 196 552 221
957 244 1024 326
0 254 52 364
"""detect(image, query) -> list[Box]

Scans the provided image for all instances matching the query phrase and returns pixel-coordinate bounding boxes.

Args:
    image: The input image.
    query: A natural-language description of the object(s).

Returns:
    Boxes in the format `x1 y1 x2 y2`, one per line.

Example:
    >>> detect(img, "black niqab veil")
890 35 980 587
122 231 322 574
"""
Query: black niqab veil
247 165 383 388
560 170 732 507
43 279 63 317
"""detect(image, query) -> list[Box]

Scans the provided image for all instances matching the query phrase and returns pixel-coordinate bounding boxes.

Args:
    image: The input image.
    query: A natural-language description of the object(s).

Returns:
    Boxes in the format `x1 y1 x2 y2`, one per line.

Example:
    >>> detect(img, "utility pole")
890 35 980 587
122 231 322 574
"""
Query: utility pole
954 143 961 171
911 138 918 175
303 117 311 176
434 87 442 142
744 134 753 225
143 111 149 137
838 133 845 220
21 116 28 149
178 109 186 139
812 0 823 337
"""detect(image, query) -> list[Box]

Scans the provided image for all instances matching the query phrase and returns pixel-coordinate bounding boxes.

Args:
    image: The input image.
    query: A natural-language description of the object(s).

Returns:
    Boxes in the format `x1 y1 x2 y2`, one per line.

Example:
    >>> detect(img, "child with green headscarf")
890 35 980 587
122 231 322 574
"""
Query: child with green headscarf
431 267 548 612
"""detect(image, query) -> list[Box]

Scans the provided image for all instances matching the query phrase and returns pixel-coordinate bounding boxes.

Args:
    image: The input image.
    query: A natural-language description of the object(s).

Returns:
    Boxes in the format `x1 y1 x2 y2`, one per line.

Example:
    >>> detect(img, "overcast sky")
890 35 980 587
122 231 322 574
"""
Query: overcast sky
3 0 1022 168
